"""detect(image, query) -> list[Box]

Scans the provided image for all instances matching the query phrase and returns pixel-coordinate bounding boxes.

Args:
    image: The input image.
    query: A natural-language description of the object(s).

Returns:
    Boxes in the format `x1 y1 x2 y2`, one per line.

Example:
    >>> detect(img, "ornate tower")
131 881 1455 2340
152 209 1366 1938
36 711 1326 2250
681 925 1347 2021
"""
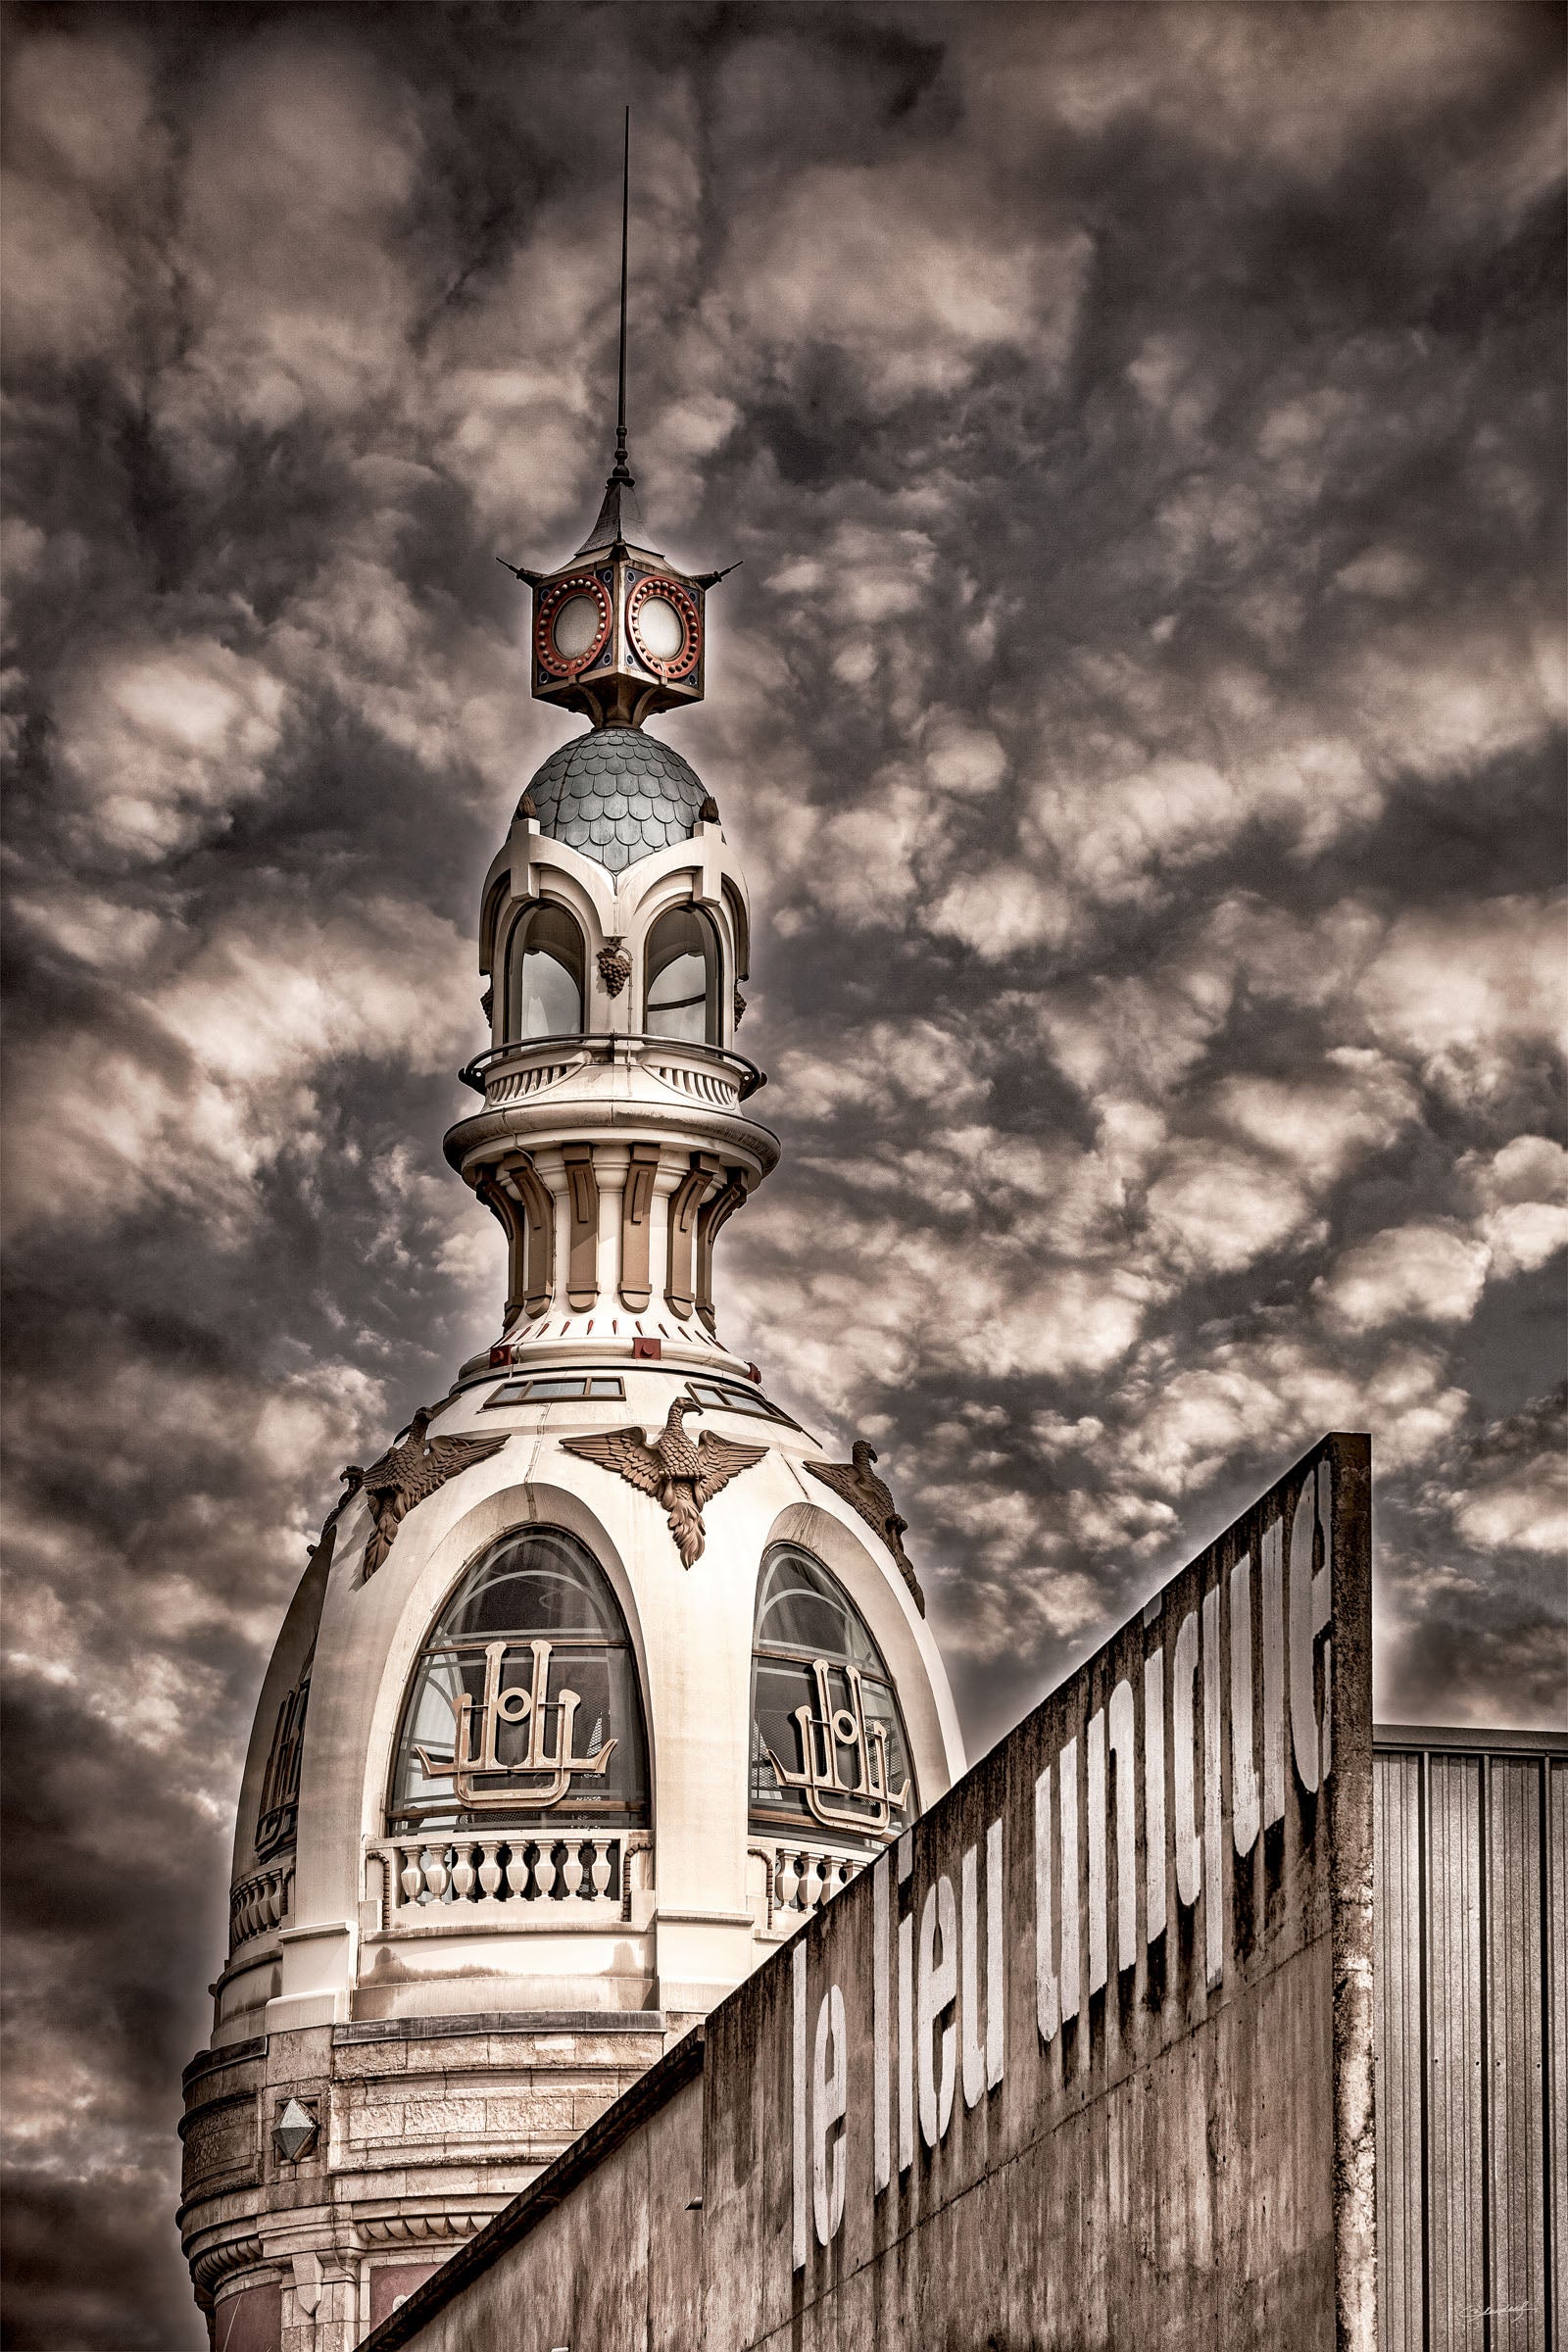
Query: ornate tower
177 154 962 2350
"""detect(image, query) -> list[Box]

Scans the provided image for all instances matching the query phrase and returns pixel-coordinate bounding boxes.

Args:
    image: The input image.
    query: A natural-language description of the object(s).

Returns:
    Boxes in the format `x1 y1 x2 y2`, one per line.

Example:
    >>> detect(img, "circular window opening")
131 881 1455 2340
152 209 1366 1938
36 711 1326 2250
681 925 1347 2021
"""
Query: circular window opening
635 594 685 660
552 594 603 660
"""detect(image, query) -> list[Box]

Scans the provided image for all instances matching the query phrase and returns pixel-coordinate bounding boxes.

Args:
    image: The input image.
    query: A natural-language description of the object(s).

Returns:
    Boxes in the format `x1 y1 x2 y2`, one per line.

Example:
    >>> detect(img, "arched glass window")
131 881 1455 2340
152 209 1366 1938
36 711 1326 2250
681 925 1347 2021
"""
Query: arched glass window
750 1544 916 1849
506 904 585 1041
644 905 720 1045
388 1528 647 1832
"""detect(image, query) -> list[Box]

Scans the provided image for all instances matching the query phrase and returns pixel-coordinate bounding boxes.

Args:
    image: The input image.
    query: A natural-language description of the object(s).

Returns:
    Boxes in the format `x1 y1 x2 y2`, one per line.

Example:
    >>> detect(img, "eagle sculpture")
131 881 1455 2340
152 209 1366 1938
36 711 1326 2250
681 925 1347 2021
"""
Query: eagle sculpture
341 1405 510 1578
560 1397 766 1567
806 1442 925 1615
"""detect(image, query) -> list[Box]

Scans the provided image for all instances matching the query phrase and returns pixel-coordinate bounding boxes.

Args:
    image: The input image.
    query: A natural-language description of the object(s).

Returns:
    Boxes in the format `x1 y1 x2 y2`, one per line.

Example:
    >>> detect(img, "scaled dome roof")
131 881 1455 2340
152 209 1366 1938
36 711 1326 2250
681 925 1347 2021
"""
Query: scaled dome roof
526 728 709 875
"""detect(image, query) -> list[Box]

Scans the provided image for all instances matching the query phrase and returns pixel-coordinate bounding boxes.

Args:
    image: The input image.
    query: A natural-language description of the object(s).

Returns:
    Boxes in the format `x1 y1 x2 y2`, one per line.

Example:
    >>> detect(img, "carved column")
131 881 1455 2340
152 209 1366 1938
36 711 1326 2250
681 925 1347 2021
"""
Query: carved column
664 1153 721 1320
562 1144 601 1312
695 1170 750 1334
619 1144 662 1311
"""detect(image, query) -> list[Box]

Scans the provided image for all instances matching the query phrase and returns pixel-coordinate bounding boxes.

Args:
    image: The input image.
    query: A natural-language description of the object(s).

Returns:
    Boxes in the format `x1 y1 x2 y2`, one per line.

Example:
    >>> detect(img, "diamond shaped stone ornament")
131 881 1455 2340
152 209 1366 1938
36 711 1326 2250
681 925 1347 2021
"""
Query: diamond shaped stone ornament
273 2098 318 2162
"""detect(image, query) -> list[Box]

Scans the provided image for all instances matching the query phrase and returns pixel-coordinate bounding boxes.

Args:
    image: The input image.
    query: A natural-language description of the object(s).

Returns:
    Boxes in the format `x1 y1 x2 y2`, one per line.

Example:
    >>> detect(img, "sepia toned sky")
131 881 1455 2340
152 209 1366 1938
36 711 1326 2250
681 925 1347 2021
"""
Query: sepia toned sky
2 3 1563 2339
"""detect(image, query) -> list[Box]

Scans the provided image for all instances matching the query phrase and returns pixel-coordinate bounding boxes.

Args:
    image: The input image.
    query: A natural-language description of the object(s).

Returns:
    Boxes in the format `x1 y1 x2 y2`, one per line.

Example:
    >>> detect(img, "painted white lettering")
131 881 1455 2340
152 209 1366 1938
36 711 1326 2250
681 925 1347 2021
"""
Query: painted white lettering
960 1819 1005 2106
898 1833 914 2176
961 1842 985 2107
985 1816 1004 2089
872 1852 891 2194
1201 1583 1224 1987
1290 1467 1333 1793
1173 1611 1201 1908
1262 1517 1285 1828
1107 1678 1137 1975
791 1939 808 2272
812 1984 848 2247
1230 1553 1260 1857
916 1876 957 2147
1086 1708 1107 1995
898 1905 914 2176
1144 1652 1166 1944
1059 1738 1080 2024
1034 1764 1057 2043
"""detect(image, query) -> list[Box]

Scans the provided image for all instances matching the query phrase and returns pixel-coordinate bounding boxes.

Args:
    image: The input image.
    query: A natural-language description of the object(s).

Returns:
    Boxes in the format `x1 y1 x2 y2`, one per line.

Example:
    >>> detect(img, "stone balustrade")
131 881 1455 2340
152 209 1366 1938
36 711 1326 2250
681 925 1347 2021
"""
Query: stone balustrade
367 1832 632 1928
228 1860 294 1951
768 1844 866 1923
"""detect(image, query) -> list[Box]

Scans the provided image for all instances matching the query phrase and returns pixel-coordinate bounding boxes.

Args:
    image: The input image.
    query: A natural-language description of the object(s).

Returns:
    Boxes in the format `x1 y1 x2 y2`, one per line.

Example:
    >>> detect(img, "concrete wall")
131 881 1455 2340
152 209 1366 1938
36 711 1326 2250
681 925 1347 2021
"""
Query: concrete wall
367 1433 1375 2352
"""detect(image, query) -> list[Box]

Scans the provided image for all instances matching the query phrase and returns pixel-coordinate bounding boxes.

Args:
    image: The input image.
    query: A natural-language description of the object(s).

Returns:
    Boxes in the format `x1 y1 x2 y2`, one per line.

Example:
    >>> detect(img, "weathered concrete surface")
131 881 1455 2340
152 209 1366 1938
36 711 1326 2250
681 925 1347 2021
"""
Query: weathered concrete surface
366 1435 1375 2352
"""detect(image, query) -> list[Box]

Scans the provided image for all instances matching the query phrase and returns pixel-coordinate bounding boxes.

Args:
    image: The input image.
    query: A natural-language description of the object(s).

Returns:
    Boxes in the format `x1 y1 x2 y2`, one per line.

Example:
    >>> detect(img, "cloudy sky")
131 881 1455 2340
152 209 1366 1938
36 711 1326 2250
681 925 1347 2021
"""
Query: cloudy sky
3 3 1563 2339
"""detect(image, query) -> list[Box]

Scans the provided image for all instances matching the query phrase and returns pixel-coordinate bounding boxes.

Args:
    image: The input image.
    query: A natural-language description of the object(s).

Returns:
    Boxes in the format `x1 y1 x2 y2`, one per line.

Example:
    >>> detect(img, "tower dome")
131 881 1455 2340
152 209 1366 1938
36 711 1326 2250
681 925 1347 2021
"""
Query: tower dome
524 727 710 873
178 149 961 2346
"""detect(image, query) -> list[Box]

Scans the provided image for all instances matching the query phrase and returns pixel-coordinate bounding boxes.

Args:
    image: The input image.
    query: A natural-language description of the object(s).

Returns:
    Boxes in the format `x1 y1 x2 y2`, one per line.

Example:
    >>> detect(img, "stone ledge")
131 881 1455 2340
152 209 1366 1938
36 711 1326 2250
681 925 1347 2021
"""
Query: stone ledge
334 2010 664 2045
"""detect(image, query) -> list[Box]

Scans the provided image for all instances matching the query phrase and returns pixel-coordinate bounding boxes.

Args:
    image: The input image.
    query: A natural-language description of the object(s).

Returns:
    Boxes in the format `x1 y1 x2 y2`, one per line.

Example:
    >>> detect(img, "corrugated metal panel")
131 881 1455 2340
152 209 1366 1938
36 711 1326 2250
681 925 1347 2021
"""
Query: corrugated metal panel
1548 1759 1566 2349
1488 1757 1544 2348
1374 1727 1566 2352
1377 1746 1426 2352
1429 1752 1486 2350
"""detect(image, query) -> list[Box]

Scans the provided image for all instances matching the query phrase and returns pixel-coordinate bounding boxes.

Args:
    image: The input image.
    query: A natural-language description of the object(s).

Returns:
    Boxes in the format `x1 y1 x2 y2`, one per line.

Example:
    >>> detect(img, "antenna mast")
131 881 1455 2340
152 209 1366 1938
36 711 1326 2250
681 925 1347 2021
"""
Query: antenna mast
612 108 632 486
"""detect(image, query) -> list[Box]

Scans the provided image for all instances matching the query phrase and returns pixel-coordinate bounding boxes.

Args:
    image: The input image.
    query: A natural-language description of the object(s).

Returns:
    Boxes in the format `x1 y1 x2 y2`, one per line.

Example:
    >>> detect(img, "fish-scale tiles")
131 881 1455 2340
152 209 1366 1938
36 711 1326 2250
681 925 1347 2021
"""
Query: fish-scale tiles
525 727 710 875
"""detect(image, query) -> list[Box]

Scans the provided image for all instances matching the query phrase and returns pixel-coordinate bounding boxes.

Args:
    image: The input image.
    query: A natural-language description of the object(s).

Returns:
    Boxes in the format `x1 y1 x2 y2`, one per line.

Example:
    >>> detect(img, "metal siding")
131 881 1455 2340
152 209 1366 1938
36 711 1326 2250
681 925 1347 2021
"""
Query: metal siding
1375 1748 1425 2352
1488 1757 1545 2348
1373 1732 1565 2352
1428 1752 1487 2350
1549 1759 1566 2350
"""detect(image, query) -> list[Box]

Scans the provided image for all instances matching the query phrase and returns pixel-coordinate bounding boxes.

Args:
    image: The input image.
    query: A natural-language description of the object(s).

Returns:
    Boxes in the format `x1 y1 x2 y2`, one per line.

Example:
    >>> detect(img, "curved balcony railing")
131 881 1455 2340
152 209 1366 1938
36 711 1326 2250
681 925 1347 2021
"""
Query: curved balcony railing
459 1033 766 1104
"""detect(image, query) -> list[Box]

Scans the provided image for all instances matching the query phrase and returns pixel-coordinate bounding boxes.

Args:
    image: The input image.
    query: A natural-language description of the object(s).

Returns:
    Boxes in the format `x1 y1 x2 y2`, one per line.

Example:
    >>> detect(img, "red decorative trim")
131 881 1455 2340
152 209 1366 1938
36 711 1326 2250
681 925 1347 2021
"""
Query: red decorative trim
626 575 702 682
534 574 612 679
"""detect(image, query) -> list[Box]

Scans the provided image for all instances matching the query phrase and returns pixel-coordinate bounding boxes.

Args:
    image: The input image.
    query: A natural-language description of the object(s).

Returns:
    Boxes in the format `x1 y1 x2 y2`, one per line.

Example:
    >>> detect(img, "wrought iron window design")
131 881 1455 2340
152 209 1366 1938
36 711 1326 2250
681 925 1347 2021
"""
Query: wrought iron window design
255 1647 313 1861
388 1527 648 1833
644 904 720 1045
749 1544 915 1847
506 902 585 1041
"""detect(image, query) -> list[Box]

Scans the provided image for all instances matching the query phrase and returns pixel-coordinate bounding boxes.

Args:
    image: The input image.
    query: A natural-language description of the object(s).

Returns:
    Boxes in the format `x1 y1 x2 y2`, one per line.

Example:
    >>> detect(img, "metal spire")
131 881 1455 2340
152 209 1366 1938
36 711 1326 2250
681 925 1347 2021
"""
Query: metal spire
612 107 632 486
578 109 637 553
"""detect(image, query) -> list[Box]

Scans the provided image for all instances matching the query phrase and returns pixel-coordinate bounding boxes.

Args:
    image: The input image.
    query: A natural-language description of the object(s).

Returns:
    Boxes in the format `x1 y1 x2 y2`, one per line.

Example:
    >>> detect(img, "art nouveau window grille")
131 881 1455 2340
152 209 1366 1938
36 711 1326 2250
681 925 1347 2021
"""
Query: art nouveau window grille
388 1527 648 1836
749 1544 915 1851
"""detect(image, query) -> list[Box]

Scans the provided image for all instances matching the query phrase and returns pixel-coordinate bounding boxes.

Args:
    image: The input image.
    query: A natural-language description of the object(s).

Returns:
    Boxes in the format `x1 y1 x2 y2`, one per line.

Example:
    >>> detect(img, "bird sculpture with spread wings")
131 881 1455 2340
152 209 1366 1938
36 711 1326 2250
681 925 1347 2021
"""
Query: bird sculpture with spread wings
559 1397 767 1567
341 1405 510 1578
806 1441 925 1615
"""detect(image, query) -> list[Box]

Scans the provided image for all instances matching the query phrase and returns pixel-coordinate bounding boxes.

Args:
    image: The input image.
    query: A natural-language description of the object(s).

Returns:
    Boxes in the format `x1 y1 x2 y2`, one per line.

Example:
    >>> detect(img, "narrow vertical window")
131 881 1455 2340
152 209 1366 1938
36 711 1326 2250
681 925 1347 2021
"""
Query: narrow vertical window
644 905 719 1045
507 904 586 1041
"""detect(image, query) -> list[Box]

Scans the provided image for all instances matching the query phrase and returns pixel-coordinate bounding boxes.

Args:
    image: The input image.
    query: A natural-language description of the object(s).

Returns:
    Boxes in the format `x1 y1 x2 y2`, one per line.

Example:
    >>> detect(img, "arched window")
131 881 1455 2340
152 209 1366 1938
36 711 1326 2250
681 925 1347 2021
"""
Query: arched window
750 1544 916 1848
644 905 720 1045
506 904 585 1041
388 1528 648 1833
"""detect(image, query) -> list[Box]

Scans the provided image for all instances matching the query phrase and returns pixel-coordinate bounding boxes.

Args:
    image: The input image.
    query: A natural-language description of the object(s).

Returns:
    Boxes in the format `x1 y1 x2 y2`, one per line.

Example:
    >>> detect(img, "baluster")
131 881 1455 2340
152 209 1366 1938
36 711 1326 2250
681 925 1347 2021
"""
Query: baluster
533 1841 557 1897
241 1883 258 1939
505 1842 530 1900
400 1846 424 1906
478 1841 503 1898
590 1839 612 1898
777 1851 799 1912
450 1842 475 1900
561 1839 585 1897
800 1854 819 1911
423 1844 450 1901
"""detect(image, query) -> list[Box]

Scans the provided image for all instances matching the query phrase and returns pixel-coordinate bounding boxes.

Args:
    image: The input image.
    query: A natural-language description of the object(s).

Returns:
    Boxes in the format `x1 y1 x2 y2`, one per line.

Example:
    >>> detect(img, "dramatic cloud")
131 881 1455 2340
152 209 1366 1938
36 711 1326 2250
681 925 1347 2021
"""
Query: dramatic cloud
2 6 1562 2343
